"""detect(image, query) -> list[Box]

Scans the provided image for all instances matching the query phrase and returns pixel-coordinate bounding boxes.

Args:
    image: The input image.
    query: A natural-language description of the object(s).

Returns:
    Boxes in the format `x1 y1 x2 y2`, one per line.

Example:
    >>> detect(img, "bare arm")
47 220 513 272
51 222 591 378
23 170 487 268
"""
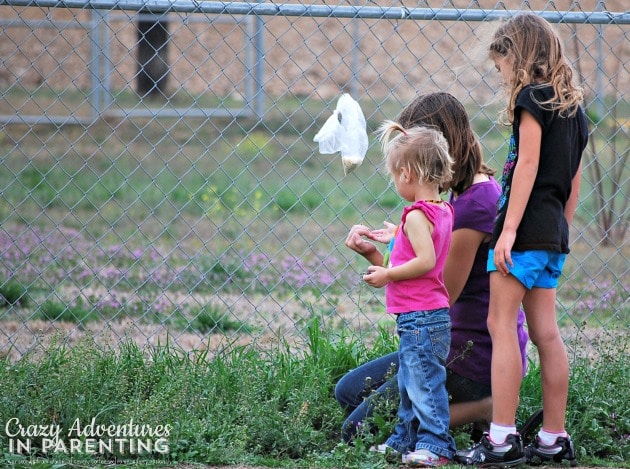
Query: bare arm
493 110 541 276
364 209 435 288
444 228 488 306
345 224 384 266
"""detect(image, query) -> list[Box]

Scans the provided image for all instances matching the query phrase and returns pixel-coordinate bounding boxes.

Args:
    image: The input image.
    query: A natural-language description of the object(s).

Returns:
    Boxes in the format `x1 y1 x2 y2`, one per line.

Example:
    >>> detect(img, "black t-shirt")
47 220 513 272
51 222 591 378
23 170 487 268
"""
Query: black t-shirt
491 84 589 253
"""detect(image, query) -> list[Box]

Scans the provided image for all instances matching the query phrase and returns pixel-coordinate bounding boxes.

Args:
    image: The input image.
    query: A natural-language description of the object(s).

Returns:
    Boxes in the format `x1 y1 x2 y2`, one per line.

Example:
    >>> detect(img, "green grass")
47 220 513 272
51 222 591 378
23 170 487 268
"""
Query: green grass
0 322 627 468
185 304 255 334
0 279 29 307
35 299 97 324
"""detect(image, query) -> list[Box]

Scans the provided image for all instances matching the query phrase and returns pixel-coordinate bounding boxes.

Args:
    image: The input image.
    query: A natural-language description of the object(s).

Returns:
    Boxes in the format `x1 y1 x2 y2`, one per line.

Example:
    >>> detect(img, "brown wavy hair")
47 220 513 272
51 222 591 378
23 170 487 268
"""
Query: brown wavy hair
489 12 584 123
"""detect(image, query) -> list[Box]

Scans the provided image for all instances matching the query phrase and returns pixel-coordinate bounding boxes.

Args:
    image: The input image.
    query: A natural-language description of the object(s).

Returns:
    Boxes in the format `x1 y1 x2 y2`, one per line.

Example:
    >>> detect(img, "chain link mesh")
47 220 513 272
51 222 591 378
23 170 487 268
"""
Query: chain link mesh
0 0 628 361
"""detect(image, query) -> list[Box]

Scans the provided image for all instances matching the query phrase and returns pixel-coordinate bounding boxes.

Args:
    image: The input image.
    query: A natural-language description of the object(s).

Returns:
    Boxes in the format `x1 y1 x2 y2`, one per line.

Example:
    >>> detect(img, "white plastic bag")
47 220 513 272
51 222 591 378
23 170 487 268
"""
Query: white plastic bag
313 94 368 175
313 110 343 155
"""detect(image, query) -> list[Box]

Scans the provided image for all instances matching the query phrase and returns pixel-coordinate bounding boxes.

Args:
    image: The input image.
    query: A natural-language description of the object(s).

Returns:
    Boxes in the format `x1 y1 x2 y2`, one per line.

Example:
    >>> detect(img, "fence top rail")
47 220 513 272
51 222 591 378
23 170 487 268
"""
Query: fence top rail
1 0 629 24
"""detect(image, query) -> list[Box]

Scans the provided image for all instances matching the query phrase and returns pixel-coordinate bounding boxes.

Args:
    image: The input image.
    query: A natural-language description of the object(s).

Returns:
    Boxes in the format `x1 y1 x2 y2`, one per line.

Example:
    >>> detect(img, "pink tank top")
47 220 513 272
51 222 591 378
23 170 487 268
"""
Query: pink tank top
386 200 454 314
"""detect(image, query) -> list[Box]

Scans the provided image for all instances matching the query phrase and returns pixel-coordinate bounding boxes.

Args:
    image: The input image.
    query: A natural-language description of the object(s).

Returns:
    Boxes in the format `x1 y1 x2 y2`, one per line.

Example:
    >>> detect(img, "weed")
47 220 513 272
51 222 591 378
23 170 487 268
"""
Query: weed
0 279 29 307
0 328 627 468
36 299 95 324
274 188 300 212
187 304 254 334
566 334 630 463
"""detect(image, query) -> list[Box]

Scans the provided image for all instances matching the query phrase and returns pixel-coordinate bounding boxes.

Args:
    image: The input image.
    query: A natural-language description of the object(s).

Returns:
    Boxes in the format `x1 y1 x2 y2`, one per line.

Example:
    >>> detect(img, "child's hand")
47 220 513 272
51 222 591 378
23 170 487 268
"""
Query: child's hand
363 266 390 288
345 224 378 256
493 230 516 276
369 221 397 244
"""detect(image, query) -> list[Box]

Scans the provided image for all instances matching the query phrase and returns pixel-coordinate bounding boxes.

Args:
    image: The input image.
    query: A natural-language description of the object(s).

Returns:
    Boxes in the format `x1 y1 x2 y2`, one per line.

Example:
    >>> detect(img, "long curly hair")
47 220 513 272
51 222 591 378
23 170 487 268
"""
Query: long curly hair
489 12 584 123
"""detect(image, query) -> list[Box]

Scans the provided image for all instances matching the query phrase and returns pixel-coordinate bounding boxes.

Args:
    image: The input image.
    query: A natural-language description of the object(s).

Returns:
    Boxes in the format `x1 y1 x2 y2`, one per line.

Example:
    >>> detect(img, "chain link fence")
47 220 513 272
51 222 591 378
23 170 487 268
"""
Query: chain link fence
0 0 628 361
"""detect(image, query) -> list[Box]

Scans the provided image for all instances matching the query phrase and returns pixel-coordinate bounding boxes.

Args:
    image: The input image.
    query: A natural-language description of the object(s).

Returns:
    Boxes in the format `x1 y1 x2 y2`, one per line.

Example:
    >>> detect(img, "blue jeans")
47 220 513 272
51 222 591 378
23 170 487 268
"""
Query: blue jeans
335 353 491 443
385 309 456 459
335 352 400 442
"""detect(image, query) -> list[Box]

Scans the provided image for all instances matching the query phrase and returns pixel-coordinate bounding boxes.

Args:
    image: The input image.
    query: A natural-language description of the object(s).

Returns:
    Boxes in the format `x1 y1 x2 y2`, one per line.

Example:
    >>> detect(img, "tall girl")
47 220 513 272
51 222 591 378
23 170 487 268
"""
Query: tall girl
455 12 588 467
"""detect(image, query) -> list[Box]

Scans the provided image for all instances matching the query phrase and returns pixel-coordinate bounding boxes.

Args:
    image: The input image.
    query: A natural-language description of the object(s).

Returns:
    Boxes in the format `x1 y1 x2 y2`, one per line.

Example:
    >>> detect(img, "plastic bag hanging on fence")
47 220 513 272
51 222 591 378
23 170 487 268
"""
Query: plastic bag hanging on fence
313 94 368 175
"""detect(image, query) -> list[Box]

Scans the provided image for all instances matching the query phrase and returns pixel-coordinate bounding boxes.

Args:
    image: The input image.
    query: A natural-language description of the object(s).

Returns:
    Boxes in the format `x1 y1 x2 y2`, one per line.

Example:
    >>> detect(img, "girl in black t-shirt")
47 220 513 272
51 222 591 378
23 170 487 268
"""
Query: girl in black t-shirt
455 12 588 468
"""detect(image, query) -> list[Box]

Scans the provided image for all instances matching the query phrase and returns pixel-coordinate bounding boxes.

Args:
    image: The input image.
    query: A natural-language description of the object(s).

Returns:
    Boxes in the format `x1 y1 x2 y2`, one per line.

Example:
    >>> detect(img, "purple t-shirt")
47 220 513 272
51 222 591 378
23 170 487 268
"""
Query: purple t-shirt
447 179 529 385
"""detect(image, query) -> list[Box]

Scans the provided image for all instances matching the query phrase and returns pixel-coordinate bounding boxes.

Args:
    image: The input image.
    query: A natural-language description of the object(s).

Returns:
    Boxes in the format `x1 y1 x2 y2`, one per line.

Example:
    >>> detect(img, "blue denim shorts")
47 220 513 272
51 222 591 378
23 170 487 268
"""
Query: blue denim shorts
487 249 567 289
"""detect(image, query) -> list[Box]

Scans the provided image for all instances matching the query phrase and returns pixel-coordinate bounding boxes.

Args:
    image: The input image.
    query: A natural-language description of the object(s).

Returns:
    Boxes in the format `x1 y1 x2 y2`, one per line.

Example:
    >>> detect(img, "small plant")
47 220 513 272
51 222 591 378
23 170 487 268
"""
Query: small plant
0 279 29 307
274 188 301 212
36 299 95 323
187 304 253 334
234 131 274 161
566 334 630 463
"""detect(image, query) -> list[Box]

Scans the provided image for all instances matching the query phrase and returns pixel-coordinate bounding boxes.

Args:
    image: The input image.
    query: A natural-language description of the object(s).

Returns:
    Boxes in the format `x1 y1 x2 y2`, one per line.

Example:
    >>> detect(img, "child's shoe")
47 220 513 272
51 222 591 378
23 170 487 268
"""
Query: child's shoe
369 443 405 463
405 448 450 467
454 433 525 467
525 435 577 466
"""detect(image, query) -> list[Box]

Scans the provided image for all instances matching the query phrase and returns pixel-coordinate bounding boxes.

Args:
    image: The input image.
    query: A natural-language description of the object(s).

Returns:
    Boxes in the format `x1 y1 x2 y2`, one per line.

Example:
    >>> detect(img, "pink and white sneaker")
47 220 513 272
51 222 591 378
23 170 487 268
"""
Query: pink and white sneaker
405 448 451 467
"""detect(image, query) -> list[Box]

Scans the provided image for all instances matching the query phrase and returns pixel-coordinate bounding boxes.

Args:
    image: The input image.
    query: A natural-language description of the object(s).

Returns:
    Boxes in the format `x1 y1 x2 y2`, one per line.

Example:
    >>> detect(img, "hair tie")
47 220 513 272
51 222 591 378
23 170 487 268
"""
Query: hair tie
401 128 408 136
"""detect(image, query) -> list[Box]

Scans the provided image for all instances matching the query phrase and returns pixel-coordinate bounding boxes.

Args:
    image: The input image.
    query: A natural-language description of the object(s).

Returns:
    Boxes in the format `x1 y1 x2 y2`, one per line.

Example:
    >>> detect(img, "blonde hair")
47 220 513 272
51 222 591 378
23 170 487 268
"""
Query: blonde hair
378 121 453 190
489 12 584 122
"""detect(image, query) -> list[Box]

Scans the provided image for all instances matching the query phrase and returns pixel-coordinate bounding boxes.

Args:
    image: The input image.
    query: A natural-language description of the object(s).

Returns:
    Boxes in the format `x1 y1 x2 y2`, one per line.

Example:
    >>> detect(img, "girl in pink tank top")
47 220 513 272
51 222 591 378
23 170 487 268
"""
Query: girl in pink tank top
362 121 456 466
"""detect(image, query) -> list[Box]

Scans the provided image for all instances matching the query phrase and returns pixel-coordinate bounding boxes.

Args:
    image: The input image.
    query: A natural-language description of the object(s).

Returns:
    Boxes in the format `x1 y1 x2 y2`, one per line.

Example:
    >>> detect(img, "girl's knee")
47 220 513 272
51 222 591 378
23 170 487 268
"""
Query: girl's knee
486 314 517 340
528 326 561 348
